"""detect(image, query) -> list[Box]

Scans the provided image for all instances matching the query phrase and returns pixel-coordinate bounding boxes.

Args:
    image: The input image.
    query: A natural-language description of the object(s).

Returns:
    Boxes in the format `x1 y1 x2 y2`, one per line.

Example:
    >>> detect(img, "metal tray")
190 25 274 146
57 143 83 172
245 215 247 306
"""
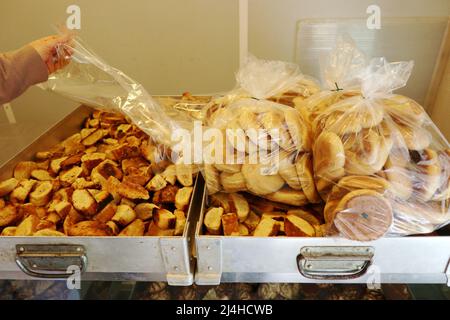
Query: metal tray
0 105 202 285
194 183 450 286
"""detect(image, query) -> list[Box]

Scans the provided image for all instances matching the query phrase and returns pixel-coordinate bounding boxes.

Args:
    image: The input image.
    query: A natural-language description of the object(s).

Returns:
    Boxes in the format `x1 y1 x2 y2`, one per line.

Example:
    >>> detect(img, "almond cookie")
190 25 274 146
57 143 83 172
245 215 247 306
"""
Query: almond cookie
332 189 393 241
270 78 321 107
390 200 450 235
343 129 381 165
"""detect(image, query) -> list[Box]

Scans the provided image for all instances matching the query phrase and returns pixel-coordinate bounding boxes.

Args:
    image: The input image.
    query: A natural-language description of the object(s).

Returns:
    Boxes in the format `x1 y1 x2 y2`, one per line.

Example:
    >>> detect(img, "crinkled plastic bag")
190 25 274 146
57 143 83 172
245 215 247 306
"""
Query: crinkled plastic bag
39 36 191 149
200 56 322 207
309 37 450 241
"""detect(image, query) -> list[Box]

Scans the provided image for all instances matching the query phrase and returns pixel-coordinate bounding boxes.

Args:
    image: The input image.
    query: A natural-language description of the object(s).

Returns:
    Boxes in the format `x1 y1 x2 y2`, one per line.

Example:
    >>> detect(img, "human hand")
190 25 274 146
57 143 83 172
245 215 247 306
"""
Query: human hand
29 34 74 74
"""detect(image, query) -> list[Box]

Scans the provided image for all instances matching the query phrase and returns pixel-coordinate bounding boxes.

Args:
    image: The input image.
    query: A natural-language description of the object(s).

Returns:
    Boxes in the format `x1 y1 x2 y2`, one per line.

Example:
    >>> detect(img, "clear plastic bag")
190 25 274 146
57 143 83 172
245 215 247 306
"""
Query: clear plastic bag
200 55 323 207
307 37 450 240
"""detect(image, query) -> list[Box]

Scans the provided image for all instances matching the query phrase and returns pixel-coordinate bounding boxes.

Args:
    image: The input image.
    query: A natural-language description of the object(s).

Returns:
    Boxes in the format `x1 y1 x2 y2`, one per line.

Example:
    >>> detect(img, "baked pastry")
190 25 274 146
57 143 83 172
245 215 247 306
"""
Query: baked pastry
296 153 321 203
383 95 426 127
410 149 441 202
284 108 312 152
262 187 308 206
260 111 294 151
332 189 393 241
278 153 302 190
397 124 431 151
433 149 450 201
284 215 315 237
313 131 345 176
383 156 413 200
241 162 285 195
220 171 247 193
204 164 221 195
269 78 321 107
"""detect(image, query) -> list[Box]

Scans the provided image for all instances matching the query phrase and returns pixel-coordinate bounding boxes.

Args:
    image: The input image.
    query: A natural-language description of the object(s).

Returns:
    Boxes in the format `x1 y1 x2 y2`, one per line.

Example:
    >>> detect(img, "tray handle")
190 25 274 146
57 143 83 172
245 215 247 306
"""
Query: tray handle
297 246 374 280
15 244 87 279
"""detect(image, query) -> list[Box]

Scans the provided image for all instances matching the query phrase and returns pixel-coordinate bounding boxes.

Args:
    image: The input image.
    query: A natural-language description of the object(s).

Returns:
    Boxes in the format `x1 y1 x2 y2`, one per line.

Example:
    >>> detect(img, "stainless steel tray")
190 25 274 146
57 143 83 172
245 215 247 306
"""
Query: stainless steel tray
0 105 202 285
194 183 450 286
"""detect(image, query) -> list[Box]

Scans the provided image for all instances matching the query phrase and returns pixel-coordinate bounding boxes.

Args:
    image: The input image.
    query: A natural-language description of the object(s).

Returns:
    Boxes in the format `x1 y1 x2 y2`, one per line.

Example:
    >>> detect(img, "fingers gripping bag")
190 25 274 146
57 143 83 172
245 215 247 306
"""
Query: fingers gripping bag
201 55 322 208
310 38 450 241
38 35 198 175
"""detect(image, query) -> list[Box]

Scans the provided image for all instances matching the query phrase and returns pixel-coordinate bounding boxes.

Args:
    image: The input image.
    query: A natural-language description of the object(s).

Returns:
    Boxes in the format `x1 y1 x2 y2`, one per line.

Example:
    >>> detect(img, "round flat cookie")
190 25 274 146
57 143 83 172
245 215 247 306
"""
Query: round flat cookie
220 171 247 193
433 149 450 201
332 189 393 241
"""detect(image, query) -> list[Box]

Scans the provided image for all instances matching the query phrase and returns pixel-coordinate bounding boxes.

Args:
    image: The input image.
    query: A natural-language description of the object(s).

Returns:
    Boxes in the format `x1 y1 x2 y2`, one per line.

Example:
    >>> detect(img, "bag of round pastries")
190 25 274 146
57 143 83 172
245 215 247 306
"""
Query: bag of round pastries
201 56 322 206
307 40 450 241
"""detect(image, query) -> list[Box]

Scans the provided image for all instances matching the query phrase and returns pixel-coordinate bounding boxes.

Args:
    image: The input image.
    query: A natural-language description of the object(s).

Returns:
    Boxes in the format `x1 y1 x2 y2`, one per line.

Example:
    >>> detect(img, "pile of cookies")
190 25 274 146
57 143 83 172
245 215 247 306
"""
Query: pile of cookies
0 110 195 237
203 191 324 237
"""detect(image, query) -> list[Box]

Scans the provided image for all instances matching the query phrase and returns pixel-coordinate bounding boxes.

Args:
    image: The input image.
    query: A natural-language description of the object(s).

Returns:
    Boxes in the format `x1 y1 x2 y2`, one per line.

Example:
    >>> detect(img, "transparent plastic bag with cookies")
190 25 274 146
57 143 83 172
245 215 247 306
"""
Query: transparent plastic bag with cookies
199 55 321 205
308 38 450 241
0 108 197 237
